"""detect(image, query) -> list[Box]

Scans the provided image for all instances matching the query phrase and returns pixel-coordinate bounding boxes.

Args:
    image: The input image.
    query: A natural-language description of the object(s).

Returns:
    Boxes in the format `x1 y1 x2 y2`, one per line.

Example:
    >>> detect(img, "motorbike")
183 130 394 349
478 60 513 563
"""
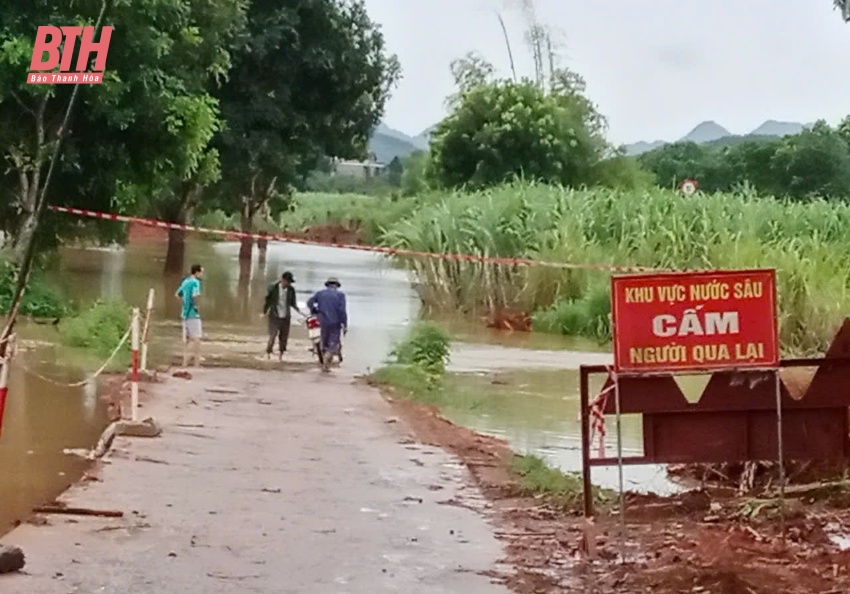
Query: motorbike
304 305 343 372
305 312 324 366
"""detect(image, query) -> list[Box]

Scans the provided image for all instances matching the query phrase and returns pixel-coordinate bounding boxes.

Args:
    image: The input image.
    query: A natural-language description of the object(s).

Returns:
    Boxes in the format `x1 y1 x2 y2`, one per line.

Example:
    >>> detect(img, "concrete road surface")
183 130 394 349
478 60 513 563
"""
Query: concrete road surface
0 368 513 594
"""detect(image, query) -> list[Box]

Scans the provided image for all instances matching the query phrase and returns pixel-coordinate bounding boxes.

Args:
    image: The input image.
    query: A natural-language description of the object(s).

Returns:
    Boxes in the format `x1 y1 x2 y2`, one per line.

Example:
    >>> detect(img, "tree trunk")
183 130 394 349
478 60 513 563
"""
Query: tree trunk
239 200 254 262
164 227 186 274
9 98 48 264
237 258 251 321
11 184 41 264
164 184 201 274
257 231 268 264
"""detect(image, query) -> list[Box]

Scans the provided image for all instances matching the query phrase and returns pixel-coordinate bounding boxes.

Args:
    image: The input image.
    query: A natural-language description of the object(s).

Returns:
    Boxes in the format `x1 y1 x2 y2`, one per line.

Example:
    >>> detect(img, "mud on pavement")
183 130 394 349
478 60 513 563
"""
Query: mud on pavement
0 368 515 594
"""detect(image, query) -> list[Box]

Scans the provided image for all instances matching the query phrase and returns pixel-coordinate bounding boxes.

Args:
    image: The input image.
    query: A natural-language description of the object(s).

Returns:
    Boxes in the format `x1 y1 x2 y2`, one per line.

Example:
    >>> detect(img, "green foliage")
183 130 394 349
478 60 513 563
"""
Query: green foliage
390 321 451 375
302 171 397 197
0 258 66 318
207 0 402 229
400 151 430 196
0 0 248 248
59 299 131 358
385 157 403 186
368 366 487 412
428 73 608 190
532 284 611 343
638 119 850 200
280 192 421 244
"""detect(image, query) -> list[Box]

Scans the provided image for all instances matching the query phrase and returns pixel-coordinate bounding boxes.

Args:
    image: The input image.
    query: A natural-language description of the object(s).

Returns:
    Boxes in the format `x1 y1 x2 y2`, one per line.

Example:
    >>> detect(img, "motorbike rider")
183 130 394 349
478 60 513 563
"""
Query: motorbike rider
306 277 347 369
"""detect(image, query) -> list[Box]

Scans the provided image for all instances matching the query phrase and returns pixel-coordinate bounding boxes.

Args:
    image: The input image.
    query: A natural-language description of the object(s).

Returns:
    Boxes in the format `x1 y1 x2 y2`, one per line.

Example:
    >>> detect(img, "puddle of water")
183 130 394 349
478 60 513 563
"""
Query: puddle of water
826 523 850 550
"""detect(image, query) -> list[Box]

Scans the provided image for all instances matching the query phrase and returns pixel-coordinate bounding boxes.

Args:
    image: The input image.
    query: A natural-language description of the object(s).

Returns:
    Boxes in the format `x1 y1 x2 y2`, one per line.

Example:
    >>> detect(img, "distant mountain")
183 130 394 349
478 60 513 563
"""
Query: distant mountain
623 140 666 156
750 120 804 137
411 125 437 150
368 123 419 163
624 119 808 156
679 121 731 143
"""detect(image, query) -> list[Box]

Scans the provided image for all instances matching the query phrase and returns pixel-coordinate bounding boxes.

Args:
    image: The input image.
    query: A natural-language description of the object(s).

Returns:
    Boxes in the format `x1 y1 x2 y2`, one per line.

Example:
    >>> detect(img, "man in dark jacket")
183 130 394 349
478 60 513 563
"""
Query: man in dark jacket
263 271 302 360
307 277 347 370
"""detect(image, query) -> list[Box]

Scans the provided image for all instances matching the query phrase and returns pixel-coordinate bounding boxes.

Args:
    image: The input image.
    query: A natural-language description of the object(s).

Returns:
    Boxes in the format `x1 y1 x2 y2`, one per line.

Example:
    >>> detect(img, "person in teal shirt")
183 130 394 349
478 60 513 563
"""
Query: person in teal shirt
176 263 203 367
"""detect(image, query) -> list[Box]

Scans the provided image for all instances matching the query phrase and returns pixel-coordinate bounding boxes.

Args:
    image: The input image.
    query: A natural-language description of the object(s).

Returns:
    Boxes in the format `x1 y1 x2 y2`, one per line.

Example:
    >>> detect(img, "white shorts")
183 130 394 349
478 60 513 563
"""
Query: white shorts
182 318 203 340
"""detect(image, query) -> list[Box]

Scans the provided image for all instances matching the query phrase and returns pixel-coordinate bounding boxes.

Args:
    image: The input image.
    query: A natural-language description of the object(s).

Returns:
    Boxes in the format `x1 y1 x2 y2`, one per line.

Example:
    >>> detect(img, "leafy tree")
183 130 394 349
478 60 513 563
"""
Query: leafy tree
836 0 850 21
721 139 782 194
638 120 850 201
428 56 608 190
0 0 246 272
207 0 400 261
770 121 850 200
637 142 711 190
590 154 654 191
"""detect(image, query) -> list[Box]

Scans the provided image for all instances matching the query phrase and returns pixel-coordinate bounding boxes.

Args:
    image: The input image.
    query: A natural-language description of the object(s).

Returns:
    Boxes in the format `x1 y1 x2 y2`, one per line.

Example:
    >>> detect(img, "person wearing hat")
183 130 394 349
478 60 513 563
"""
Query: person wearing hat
306 277 348 370
263 271 302 360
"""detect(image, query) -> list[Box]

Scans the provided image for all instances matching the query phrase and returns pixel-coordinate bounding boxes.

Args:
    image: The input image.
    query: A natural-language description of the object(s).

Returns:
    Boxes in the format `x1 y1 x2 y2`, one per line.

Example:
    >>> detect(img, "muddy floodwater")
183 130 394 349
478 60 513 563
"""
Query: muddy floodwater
0 355 109 534
1 238 674 532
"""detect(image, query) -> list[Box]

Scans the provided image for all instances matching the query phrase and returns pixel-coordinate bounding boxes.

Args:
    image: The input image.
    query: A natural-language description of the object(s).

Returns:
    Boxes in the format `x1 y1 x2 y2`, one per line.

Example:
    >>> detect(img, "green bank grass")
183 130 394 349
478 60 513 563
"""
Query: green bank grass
511 454 612 509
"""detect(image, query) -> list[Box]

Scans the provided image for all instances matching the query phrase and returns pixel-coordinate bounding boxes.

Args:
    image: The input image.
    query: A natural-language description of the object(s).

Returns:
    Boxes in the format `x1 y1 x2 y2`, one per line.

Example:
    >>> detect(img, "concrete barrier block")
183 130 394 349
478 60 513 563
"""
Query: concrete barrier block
115 417 162 438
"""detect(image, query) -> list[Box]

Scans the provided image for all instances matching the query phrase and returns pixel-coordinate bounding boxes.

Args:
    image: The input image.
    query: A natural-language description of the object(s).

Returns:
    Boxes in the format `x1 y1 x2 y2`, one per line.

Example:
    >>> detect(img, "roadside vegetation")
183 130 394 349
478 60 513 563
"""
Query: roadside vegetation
1 255 131 360
59 300 132 359
0 257 66 319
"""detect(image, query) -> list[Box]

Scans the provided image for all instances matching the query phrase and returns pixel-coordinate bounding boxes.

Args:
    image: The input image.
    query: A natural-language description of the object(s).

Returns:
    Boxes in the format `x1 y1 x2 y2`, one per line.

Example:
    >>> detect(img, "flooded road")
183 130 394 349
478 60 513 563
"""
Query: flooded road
1 238 671 533
0 356 109 533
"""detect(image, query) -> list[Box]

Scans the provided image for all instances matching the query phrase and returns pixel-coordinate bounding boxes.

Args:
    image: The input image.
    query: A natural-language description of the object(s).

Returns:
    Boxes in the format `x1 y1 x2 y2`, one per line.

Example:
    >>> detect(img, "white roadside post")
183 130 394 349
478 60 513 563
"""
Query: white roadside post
140 288 155 371
130 308 140 422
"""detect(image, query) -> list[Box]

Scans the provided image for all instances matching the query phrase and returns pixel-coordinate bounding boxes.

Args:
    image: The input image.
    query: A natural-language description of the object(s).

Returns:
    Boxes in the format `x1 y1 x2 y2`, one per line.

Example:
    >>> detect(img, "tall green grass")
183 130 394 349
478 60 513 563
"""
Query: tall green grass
379 183 850 354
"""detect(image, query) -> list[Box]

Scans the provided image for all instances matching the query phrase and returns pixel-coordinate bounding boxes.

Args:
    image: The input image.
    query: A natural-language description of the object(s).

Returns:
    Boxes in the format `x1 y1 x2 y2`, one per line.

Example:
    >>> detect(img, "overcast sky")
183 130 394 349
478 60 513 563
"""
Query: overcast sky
363 0 849 144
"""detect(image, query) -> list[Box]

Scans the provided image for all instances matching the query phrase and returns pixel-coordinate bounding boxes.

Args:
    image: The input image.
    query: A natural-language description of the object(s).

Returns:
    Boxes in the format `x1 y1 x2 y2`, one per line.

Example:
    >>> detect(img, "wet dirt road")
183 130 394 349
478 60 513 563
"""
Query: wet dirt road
1 368 512 594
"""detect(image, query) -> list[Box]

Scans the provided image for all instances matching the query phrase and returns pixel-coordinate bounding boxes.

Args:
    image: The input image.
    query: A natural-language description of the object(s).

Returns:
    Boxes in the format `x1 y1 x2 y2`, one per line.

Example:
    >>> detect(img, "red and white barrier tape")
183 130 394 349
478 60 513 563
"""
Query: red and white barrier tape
589 381 614 458
48 205 659 273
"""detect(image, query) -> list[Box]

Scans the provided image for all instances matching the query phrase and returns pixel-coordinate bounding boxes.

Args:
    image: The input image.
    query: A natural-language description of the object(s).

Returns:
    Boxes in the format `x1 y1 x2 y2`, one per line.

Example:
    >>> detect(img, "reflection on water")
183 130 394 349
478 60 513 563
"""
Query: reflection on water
57 241 422 373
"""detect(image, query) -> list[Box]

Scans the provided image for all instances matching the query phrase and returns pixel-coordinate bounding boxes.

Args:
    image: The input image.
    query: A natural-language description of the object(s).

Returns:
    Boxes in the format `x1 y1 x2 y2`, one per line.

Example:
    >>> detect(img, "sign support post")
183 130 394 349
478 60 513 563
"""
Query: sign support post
775 369 786 539
580 367 593 518
613 372 626 563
